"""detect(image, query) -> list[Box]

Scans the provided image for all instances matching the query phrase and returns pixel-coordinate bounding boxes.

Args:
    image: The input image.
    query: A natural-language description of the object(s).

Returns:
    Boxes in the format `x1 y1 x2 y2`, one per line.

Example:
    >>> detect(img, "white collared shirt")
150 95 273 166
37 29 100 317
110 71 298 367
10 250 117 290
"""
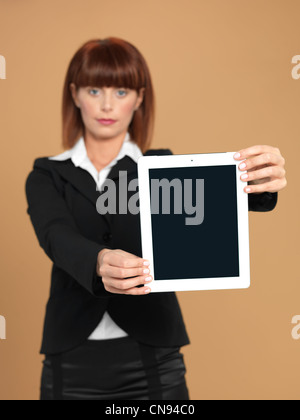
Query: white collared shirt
49 133 143 340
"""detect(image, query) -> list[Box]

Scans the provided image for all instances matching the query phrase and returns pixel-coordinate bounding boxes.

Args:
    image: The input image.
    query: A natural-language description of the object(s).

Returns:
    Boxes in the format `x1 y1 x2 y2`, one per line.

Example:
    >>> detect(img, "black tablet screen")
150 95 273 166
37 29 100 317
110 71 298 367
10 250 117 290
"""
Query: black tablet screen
149 165 239 280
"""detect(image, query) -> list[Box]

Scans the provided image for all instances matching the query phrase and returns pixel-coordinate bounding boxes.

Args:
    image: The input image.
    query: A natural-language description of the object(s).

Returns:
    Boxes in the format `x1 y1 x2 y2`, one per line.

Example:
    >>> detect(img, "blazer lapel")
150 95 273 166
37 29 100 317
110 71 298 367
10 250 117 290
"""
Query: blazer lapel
52 156 139 228
51 150 169 228
51 160 100 205
106 155 138 182
100 156 139 227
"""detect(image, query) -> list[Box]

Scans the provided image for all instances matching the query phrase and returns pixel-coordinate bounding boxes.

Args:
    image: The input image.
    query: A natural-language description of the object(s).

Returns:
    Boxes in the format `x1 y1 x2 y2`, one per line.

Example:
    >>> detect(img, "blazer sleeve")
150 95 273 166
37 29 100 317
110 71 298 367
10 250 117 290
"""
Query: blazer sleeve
25 158 110 298
248 191 278 212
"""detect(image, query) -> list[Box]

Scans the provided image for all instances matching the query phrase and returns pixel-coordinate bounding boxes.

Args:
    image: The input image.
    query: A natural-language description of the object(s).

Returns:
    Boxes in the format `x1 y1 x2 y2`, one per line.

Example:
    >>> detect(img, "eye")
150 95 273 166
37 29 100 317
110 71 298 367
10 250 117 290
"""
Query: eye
116 89 128 98
89 88 100 96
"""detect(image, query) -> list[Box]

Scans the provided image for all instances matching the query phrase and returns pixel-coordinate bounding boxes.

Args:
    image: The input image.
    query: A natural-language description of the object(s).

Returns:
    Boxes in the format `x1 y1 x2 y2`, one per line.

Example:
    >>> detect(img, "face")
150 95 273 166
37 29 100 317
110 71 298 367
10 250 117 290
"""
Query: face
70 84 144 142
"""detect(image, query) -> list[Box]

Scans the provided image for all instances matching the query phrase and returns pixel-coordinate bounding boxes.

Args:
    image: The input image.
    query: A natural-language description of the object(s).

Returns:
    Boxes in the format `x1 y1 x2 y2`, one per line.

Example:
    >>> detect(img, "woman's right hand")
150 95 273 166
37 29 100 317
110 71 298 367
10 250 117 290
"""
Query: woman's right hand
97 249 153 295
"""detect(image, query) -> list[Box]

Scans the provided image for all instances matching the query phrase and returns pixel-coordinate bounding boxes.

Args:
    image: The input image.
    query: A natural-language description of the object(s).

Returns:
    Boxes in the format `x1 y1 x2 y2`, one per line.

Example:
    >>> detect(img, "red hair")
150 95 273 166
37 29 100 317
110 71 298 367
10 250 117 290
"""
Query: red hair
62 38 155 153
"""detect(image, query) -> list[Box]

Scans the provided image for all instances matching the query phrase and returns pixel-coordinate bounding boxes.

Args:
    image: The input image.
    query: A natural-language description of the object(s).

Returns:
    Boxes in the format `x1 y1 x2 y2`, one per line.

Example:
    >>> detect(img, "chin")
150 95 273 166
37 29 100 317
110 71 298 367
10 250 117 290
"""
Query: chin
87 129 116 141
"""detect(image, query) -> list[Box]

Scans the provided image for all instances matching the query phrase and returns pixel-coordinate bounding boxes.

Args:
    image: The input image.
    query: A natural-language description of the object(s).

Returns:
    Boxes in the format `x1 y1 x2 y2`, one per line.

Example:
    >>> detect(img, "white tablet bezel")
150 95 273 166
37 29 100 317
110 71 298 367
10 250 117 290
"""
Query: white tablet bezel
138 152 250 293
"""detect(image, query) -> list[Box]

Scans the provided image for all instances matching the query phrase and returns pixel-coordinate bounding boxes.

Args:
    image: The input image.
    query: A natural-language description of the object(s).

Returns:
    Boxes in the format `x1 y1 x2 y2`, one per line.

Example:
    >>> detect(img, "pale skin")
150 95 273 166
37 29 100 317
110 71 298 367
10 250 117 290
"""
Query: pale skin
70 84 145 172
71 84 287 296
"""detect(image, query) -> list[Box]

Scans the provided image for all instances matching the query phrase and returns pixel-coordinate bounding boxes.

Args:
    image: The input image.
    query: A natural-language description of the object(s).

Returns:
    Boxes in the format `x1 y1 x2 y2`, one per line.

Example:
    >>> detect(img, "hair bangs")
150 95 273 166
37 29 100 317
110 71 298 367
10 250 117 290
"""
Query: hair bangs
74 41 144 91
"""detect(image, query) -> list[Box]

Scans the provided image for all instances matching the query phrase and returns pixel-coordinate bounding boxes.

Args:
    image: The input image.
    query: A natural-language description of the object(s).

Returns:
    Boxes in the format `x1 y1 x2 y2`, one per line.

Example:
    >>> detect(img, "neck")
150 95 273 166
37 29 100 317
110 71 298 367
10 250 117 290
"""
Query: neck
84 131 127 167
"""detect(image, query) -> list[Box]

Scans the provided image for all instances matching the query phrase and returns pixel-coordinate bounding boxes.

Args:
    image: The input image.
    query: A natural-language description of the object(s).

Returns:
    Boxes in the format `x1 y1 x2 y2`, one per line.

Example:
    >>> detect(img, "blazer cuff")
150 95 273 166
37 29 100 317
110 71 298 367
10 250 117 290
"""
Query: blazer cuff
248 192 278 212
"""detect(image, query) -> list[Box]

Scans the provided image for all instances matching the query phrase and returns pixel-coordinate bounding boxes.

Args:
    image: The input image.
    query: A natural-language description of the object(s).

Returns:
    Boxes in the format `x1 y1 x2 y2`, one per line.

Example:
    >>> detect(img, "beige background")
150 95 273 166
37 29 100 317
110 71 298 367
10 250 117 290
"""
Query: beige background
0 0 299 400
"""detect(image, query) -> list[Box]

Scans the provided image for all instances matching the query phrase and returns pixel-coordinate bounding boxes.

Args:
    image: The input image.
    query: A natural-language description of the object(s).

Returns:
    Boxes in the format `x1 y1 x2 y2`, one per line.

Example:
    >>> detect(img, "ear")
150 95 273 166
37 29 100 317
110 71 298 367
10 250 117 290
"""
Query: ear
70 83 80 108
135 87 145 110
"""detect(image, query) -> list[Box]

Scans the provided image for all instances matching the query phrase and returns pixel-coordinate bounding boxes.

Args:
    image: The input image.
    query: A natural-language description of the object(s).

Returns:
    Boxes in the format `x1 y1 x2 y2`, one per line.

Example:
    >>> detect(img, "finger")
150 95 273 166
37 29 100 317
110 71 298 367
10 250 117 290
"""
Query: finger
104 265 151 280
244 178 286 194
240 166 286 183
105 274 153 291
105 250 149 269
105 283 152 296
234 145 282 160
247 164 269 173
238 153 283 172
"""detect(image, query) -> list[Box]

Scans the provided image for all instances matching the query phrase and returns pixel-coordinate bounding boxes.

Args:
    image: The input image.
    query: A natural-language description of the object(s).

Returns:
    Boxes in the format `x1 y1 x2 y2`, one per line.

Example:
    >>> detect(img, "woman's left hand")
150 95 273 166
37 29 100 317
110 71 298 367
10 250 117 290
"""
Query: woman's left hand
233 145 287 194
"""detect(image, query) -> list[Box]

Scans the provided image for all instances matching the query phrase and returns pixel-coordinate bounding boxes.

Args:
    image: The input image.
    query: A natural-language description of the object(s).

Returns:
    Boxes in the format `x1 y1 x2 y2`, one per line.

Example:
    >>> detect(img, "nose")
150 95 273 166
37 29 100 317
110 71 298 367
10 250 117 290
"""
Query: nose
101 90 113 112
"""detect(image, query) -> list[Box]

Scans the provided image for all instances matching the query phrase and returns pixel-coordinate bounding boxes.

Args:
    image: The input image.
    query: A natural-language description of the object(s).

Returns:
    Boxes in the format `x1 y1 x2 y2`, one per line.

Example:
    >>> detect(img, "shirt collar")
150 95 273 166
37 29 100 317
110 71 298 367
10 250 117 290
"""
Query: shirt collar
49 133 143 170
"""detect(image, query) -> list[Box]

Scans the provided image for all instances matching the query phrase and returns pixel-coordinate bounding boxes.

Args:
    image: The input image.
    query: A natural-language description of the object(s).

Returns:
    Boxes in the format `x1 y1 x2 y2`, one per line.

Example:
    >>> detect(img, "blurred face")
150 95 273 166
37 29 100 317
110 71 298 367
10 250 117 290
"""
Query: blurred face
70 84 144 142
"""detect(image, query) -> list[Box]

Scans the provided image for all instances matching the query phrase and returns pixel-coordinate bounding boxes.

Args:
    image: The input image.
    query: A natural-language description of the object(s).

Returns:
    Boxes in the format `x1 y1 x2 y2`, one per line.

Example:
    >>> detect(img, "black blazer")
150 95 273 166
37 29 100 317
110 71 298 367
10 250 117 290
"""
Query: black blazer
25 148 278 355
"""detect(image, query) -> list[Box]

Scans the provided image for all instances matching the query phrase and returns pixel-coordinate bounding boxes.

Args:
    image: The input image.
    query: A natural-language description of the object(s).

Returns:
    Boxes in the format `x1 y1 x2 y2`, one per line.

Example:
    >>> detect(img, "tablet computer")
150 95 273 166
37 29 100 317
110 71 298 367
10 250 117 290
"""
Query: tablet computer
138 152 250 293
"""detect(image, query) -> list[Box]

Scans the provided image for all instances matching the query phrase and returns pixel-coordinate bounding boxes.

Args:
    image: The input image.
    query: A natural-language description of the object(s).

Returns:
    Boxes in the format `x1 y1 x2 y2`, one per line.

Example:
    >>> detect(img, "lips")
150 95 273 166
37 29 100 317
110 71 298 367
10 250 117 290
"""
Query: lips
97 119 117 126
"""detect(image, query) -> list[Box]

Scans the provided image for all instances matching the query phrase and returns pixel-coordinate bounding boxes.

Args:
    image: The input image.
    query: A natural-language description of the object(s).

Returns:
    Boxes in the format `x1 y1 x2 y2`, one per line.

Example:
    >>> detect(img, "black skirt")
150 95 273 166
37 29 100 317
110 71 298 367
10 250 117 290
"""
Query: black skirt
40 337 189 400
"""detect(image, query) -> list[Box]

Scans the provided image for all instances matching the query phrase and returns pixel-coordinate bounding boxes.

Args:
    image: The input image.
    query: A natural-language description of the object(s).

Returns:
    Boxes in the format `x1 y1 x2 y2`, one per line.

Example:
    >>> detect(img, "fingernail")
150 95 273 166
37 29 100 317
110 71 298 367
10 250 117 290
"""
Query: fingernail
143 268 150 274
234 152 241 159
241 173 248 180
145 276 152 282
144 288 151 294
245 187 251 193
143 261 150 266
240 163 246 170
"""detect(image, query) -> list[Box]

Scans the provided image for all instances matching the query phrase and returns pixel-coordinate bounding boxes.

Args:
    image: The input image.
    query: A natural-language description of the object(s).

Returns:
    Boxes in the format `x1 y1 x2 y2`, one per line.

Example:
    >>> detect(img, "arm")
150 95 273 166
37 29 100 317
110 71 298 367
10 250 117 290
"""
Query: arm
25 160 109 297
234 145 287 212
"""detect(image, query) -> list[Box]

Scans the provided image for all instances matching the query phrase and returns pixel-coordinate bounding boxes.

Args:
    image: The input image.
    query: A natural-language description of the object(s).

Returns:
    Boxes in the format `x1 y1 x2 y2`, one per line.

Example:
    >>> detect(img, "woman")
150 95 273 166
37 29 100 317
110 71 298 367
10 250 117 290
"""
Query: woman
26 38 287 401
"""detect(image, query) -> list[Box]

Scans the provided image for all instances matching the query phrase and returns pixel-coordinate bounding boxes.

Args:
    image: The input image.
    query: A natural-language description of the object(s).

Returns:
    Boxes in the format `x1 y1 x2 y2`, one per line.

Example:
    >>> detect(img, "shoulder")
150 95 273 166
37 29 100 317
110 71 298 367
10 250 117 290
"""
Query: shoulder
32 156 71 170
144 149 173 156
31 157 51 170
25 158 52 184
26 157 70 194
